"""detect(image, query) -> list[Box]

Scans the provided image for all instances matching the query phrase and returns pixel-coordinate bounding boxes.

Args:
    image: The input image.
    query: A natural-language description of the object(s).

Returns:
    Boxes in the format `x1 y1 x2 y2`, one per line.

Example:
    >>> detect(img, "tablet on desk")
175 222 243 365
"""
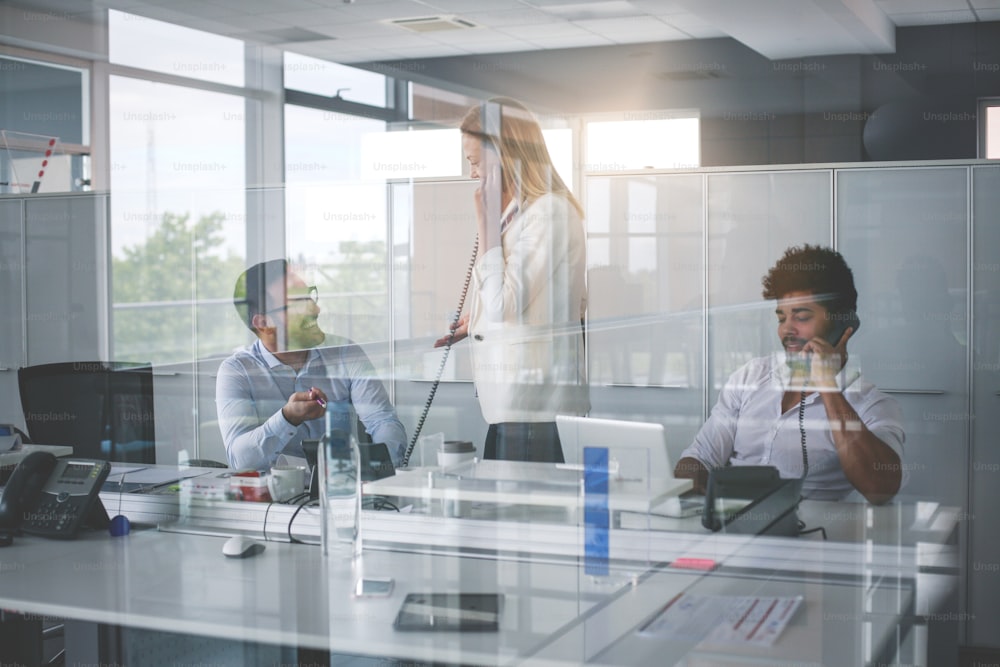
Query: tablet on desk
393 593 503 632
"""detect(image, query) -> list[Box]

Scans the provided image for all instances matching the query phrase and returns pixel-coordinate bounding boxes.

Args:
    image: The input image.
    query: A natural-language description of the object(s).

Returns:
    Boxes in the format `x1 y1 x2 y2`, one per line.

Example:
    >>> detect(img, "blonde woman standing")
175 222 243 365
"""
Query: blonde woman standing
436 98 589 462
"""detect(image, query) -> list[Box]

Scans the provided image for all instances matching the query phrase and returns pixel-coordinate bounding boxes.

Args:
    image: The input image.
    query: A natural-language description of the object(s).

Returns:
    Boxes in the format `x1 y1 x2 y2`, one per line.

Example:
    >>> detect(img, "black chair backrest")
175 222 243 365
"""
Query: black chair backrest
17 361 156 464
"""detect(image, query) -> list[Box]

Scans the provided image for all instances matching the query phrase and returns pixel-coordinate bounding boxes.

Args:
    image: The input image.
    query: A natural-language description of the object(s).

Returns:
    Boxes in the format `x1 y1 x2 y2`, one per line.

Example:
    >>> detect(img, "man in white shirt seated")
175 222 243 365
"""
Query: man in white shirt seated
674 245 904 505
216 259 406 470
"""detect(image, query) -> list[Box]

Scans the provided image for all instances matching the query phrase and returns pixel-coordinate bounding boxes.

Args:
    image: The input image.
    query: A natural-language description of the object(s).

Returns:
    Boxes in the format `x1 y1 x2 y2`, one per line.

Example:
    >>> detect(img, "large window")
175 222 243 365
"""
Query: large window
284 52 386 107
108 9 244 86
586 115 700 171
108 15 248 365
0 52 88 194
284 105 388 345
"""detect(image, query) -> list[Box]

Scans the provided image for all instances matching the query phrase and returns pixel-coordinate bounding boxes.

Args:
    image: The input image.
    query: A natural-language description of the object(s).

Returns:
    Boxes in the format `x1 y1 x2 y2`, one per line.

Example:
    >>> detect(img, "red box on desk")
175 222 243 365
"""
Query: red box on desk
229 472 272 503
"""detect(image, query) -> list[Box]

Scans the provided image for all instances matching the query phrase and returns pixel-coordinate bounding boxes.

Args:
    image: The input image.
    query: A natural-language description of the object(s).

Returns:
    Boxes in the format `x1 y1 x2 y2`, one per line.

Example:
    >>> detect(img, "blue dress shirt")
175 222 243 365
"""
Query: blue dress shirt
216 338 406 470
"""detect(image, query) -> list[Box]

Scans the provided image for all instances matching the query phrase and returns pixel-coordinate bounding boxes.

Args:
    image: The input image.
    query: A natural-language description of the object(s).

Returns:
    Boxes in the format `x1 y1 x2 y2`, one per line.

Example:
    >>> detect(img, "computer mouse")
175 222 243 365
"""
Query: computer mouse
222 535 266 559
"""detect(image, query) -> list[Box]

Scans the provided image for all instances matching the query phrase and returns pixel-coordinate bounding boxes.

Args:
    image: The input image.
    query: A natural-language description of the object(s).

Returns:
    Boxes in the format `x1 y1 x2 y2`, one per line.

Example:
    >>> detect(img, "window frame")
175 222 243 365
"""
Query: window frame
978 97 1000 160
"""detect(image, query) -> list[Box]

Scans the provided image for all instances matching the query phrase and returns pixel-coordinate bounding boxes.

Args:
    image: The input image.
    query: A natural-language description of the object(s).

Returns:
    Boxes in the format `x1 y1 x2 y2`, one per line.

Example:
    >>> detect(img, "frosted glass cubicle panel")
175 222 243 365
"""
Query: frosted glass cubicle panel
0 200 24 426
24 195 107 365
706 171 832 406
585 174 704 456
0 193 108 437
838 167 968 506
970 164 1000 646
390 180 485 455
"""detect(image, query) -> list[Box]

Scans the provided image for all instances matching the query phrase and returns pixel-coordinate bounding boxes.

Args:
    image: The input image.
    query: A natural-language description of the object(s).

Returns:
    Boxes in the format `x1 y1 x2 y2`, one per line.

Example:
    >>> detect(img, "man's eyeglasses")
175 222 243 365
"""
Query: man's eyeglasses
264 286 319 315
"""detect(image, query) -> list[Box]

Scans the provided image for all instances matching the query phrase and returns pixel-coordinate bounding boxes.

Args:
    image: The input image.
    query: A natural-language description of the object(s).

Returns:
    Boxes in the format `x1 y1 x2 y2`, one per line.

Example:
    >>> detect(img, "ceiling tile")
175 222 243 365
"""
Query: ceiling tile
460 7 558 27
218 14 296 31
659 12 729 38
324 2 452 22
204 0 319 12
524 0 628 5
310 20 400 39
974 7 1000 17
531 32 616 49
572 17 690 42
141 0 236 21
419 0 526 11
349 33 452 50
392 42 473 57
410 39 529 54
498 22 598 39
417 27 521 45
256 7 346 26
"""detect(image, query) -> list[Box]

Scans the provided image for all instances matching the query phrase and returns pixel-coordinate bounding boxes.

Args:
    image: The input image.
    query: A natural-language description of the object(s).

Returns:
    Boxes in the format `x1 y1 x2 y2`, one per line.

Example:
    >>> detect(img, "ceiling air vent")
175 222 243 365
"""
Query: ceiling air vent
387 15 478 33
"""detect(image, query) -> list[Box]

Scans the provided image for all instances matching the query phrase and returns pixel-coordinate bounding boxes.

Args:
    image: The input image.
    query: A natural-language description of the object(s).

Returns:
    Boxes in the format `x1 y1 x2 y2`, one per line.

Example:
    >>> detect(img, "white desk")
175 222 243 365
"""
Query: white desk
0 529 629 665
365 460 692 513
0 465 960 666
0 525 931 666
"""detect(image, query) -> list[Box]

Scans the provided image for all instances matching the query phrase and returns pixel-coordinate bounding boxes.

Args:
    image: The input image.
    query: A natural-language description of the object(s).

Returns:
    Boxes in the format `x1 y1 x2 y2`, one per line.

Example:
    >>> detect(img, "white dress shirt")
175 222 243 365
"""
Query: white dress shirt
679 352 904 500
216 339 406 470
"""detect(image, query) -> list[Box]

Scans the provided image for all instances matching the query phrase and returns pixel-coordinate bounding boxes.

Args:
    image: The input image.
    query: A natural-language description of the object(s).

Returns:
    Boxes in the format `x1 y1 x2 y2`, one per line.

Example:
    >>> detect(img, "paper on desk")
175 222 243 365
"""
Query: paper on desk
638 594 802 647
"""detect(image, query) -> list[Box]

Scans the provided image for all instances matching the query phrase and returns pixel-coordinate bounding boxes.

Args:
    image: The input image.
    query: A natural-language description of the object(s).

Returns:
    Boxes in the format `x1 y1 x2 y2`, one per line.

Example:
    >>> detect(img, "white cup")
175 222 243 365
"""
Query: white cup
437 440 477 469
267 465 307 502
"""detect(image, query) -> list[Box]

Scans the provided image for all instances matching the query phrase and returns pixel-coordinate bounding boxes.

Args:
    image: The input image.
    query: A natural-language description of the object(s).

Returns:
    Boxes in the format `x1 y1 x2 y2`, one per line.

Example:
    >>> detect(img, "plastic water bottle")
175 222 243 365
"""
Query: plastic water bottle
319 400 362 558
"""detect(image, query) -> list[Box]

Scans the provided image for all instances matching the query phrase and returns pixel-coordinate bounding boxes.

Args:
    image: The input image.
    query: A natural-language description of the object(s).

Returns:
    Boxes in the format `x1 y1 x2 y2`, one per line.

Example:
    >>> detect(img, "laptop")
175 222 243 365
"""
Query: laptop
555 415 692 507
555 415 674 482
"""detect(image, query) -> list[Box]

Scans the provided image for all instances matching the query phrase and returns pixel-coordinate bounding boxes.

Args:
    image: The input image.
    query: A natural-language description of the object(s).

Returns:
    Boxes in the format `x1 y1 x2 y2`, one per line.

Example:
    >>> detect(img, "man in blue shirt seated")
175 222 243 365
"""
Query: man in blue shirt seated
674 245 904 505
216 259 406 470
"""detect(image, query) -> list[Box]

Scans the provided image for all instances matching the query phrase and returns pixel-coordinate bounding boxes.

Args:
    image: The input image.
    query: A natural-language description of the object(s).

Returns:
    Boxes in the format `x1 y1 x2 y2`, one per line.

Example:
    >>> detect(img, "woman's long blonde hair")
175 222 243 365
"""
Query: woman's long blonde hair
460 97 584 218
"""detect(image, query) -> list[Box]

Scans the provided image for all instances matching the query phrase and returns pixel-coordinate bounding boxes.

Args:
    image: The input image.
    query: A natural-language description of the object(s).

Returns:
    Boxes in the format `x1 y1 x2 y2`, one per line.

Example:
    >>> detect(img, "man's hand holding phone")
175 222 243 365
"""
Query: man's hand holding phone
800 325 854 389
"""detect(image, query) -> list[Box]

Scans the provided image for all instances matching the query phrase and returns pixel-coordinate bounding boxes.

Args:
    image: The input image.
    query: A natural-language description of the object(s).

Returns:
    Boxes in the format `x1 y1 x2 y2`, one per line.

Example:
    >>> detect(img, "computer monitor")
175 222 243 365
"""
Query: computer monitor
555 415 673 481
18 361 156 464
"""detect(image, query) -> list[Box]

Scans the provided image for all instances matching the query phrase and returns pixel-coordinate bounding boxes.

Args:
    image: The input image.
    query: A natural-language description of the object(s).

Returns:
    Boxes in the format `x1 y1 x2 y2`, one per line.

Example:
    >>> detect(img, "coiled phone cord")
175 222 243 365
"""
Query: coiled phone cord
796 389 828 539
798 390 809 479
399 238 479 468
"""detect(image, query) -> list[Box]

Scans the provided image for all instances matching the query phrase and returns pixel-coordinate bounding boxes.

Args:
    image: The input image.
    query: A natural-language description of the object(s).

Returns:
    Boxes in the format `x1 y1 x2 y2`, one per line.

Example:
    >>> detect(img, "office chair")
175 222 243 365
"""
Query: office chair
17 361 156 464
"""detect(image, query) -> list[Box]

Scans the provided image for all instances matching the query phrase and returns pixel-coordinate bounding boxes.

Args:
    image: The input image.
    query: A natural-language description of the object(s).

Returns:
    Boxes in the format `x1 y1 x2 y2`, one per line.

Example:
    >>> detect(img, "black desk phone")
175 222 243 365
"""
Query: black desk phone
0 451 111 545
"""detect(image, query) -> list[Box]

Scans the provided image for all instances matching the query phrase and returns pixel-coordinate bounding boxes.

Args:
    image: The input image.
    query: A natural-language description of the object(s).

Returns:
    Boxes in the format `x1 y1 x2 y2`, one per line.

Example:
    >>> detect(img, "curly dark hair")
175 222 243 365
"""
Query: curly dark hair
761 244 857 314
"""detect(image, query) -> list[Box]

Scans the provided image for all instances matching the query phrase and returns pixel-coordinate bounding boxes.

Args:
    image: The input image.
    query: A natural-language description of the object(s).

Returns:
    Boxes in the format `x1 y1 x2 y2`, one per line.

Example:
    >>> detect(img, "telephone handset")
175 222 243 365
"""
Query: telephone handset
0 451 111 545
790 310 860 375
825 310 860 348
795 310 861 479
